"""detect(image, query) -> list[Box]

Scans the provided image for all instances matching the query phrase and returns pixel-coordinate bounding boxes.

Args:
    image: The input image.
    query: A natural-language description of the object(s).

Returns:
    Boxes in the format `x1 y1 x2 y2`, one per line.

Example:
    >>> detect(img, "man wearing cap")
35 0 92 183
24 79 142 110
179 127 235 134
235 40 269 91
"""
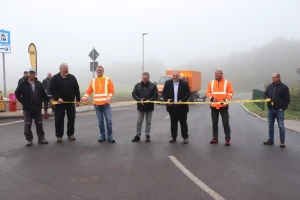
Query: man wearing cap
18 71 29 85
206 69 234 146
15 68 52 146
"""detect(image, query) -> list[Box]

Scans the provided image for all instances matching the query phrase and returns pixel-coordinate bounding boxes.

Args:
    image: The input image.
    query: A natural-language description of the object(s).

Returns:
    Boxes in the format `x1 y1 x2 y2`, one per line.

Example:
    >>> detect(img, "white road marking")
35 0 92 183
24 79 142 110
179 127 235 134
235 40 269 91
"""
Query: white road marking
169 156 225 200
164 116 170 119
0 120 23 126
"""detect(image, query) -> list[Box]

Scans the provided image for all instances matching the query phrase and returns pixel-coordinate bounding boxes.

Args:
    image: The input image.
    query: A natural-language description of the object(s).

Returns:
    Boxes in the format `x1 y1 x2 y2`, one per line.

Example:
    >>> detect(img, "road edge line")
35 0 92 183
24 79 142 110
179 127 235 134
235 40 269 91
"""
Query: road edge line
168 156 225 200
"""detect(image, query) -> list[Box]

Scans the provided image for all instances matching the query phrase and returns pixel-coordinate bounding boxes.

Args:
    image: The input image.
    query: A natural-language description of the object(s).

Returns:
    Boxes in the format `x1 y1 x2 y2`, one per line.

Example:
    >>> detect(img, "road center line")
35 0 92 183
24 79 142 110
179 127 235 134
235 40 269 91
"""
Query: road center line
168 156 225 200
0 120 23 126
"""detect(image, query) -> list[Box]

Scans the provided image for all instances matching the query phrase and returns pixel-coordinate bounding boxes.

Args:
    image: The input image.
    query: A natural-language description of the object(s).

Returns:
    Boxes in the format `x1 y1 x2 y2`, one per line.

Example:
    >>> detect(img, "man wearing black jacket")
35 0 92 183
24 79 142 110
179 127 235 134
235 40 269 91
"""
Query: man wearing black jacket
132 72 158 142
162 71 190 144
15 68 51 146
50 63 80 142
263 73 290 148
18 71 28 85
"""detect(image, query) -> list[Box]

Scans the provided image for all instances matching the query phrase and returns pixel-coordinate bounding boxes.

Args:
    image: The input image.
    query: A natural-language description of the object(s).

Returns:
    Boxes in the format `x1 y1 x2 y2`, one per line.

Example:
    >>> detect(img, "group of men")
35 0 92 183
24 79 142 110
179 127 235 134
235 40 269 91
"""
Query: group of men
14 64 291 148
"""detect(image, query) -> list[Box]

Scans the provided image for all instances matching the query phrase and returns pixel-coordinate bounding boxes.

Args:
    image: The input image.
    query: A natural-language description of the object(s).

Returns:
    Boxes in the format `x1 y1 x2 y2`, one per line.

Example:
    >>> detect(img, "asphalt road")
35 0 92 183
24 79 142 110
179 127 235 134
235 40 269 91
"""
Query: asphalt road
0 103 300 200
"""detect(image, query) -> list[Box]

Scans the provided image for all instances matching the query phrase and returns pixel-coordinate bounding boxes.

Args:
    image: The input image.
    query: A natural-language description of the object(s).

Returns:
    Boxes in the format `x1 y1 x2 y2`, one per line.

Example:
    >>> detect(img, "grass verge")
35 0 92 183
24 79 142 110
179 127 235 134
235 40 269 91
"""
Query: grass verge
243 102 300 120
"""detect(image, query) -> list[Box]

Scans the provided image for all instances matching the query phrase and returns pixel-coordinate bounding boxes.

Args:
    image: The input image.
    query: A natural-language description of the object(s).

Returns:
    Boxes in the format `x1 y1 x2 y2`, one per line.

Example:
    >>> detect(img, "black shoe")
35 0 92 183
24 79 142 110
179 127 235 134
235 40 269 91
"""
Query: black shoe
146 135 151 142
183 138 188 144
169 137 176 143
280 141 285 148
263 139 274 145
38 139 49 144
132 136 140 142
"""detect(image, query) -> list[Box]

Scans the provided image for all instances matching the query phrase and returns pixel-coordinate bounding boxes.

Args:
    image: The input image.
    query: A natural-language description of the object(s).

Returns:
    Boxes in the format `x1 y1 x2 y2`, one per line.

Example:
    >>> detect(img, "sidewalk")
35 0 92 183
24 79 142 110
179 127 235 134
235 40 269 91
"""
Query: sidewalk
0 101 136 119
241 104 300 133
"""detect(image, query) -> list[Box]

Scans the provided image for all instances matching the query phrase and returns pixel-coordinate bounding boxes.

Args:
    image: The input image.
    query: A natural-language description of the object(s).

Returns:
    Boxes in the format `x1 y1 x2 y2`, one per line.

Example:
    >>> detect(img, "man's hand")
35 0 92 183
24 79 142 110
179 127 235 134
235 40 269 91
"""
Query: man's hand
48 99 53 106
210 97 216 102
167 99 172 106
105 98 109 104
279 109 283 111
58 98 64 104
266 98 271 102
75 102 80 107
82 97 87 102
221 98 228 105
141 98 145 105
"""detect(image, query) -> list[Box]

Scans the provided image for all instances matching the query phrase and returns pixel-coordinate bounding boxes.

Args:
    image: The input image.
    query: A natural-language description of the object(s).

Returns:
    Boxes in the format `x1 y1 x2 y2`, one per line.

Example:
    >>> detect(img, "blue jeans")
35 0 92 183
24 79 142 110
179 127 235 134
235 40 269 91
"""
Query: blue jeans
268 109 285 141
94 104 112 137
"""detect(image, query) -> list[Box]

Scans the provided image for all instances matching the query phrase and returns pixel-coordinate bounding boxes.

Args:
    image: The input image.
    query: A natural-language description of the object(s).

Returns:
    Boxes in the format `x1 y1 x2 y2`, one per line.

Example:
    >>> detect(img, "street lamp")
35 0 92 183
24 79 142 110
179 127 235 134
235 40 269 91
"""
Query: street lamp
142 33 148 73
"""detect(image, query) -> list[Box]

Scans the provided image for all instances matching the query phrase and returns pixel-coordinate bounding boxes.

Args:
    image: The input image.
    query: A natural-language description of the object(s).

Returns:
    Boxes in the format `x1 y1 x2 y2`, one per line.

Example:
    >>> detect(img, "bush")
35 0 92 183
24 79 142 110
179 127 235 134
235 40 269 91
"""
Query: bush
289 83 300 110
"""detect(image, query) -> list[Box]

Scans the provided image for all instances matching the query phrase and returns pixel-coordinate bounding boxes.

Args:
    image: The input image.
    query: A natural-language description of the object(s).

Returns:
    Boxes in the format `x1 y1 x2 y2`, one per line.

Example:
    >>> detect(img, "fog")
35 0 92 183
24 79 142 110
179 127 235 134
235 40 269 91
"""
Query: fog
1 0 300 94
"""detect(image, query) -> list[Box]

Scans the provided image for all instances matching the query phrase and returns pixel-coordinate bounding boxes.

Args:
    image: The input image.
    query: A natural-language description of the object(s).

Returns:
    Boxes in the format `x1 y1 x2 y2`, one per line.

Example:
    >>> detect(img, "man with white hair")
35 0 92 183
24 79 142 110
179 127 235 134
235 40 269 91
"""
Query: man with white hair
50 63 81 142
206 68 234 146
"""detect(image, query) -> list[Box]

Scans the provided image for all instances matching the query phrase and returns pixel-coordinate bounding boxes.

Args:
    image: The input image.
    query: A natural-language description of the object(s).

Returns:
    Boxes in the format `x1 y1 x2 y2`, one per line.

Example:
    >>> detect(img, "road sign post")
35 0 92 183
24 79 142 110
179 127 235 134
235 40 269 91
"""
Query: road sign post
89 48 99 79
0 29 11 100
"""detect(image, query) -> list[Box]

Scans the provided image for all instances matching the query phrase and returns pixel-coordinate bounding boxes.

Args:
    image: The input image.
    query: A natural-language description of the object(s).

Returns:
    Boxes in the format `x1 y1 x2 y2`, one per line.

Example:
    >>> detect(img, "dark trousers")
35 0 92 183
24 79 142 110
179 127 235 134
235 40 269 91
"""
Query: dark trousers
168 107 189 139
24 106 45 141
55 104 76 138
211 107 231 139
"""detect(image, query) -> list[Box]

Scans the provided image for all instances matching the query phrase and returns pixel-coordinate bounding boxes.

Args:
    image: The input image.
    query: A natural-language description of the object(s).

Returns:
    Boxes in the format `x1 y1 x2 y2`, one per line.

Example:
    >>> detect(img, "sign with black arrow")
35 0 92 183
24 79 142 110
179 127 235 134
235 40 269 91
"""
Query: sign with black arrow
0 45 11 53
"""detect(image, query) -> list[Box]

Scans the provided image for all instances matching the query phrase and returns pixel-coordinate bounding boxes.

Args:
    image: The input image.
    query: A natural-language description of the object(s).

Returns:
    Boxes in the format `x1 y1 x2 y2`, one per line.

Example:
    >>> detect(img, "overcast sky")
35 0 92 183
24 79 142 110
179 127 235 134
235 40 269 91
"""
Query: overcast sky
1 0 300 90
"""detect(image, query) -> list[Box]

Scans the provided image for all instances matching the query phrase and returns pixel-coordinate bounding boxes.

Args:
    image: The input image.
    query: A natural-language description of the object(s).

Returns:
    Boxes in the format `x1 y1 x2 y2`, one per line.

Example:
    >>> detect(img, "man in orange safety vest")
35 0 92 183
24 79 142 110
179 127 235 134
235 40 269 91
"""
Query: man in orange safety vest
82 65 115 143
206 68 234 146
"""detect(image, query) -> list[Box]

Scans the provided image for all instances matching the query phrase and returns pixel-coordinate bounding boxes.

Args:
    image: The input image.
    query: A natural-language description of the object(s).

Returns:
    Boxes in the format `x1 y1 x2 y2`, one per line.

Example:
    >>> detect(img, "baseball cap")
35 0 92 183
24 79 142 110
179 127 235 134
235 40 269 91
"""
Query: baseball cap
28 68 36 73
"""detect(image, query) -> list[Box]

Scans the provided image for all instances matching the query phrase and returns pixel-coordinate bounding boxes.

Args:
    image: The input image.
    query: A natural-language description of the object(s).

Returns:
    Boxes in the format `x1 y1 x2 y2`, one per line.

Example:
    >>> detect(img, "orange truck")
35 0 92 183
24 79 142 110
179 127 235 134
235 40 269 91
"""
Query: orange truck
156 70 206 102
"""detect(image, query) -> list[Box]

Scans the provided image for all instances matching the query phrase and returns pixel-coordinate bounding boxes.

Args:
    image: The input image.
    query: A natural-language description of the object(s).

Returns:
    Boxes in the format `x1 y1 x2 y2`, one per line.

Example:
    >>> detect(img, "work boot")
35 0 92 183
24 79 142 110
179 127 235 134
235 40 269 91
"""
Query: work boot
225 139 230 146
108 135 115 143
68 135 76 140
26 140 33 146
98 135 106 142
38 139 49 144
146 135 151 142
210 138 218 144
132 136 140 142
169 137 176 143
263 139 274 145
57 137 62 142
183 138 188 144
280 140 285 148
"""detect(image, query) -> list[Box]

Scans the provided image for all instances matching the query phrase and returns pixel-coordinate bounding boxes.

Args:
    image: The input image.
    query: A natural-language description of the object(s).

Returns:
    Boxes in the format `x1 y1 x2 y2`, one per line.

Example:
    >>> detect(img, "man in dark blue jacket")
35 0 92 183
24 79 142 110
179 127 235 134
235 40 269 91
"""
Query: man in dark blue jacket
263 73 290 148
132 72 158 142
15 68 52 146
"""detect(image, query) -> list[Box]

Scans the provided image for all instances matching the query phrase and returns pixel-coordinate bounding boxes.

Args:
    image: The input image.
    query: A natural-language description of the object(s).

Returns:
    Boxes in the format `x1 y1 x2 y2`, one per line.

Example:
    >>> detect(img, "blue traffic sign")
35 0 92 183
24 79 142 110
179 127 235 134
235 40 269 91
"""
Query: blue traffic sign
0 30 10 45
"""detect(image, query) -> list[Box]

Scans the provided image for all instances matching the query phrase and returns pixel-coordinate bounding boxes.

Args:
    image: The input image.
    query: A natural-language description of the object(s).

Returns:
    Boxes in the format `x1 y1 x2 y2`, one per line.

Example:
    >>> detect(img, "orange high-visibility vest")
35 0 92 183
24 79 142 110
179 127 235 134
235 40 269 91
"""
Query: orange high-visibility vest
82 76 114 105
206 78 233 109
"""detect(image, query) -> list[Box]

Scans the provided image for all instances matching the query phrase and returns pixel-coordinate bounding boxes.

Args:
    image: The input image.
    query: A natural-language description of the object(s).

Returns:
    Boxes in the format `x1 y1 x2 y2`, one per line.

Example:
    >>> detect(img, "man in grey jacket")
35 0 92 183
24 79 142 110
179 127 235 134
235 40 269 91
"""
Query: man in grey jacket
42 73 52 115
132 72 158 142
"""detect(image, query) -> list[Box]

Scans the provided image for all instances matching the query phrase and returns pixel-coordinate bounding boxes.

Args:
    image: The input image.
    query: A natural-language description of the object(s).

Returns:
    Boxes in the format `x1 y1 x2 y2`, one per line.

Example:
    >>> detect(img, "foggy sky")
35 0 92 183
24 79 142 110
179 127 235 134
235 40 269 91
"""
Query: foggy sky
1 0 300 91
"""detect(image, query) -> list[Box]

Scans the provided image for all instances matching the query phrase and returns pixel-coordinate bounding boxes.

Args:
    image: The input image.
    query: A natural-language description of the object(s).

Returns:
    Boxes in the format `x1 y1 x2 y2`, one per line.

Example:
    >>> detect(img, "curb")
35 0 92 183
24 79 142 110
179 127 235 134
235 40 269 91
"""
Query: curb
241 103 300 133
0 101 136 120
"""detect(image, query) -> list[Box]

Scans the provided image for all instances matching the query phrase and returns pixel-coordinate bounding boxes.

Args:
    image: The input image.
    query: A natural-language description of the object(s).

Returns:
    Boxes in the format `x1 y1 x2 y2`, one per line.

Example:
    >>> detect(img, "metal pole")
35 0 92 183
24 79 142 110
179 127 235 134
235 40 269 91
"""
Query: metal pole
142 35 144 73
2 53 6 98
93 47 95 79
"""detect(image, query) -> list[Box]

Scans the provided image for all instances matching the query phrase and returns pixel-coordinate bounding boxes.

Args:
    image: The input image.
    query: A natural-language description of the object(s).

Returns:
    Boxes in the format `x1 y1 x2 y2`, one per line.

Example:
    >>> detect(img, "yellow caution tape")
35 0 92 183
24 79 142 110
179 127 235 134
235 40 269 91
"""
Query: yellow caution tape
49 99 270 105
